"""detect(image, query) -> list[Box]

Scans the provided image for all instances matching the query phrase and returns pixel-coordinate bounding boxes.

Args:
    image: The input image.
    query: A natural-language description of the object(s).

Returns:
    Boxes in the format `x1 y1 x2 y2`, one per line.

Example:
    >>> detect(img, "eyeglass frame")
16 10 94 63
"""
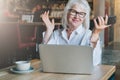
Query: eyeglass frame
68 9 86 18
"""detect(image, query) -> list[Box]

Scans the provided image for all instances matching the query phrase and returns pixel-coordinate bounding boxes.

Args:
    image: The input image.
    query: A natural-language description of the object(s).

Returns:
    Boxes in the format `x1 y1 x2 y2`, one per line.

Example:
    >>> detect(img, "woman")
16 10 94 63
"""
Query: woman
41 0 110 66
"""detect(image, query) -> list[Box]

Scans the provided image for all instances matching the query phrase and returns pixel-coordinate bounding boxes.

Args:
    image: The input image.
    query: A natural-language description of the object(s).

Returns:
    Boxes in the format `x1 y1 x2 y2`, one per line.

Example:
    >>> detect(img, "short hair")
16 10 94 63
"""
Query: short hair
61 0 91 30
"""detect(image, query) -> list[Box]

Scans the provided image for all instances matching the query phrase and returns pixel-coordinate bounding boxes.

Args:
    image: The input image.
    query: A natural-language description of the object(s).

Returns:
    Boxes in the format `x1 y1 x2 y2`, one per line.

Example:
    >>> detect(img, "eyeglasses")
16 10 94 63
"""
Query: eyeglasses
69 9 86 18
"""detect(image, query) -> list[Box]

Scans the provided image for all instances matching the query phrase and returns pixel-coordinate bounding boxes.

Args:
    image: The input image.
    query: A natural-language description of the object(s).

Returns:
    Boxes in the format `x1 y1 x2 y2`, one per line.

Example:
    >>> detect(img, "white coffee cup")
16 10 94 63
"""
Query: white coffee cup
15 61 31 71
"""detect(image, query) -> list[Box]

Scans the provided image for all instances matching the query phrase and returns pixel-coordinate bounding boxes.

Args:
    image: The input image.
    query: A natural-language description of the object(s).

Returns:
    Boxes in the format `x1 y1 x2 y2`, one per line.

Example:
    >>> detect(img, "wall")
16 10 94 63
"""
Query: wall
114 0 120 42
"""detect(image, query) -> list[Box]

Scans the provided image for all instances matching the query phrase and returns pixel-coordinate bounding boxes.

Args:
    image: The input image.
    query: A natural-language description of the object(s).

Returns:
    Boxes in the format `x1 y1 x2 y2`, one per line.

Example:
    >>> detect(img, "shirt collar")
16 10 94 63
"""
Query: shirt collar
61 24 85 35
75 24 85 34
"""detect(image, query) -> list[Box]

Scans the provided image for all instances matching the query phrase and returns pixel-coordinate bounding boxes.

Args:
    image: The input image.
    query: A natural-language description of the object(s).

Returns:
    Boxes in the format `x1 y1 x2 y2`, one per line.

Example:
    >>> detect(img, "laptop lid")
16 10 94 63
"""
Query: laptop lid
39 44 94 74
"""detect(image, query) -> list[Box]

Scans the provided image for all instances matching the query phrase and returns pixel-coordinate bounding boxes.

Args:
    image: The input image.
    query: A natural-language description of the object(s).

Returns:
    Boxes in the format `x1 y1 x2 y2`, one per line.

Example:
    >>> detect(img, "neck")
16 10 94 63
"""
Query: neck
66 28 74 39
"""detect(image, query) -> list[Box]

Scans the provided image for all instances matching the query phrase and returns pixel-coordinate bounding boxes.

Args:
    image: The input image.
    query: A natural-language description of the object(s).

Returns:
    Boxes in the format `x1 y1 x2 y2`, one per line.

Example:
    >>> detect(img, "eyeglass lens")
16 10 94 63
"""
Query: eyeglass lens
69 9 86 18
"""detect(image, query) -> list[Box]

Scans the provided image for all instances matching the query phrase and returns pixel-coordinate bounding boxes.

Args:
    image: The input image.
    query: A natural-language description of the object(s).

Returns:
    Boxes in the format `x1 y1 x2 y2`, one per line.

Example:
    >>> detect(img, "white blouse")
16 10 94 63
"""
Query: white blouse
43 25 102 66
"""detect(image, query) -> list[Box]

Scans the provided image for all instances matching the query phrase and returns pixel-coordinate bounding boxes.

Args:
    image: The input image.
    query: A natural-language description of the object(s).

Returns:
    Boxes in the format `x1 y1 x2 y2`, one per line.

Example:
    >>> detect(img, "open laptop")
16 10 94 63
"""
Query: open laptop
39 44 94 74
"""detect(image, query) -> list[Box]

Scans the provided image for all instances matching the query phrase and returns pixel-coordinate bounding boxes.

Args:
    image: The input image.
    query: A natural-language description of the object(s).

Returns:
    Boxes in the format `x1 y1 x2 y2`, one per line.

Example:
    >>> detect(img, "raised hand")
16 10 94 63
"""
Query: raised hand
90 15 111 47
41 11 55 32
93 15 111 34
41 11 55 44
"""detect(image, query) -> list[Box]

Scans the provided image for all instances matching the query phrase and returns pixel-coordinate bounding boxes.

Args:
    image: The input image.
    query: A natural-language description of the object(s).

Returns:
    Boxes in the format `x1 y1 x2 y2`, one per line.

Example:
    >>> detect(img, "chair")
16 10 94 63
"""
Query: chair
16 23 38 60
16 24 36 49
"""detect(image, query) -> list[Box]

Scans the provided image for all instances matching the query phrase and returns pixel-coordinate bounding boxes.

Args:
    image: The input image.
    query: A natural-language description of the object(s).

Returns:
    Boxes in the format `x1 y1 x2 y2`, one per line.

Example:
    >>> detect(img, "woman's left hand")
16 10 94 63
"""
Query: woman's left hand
90 15 111 47
93 15 111 34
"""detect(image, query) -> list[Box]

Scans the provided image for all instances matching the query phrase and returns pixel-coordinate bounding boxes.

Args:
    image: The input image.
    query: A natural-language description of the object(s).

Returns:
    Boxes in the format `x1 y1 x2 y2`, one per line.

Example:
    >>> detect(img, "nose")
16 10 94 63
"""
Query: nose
74 13 79 18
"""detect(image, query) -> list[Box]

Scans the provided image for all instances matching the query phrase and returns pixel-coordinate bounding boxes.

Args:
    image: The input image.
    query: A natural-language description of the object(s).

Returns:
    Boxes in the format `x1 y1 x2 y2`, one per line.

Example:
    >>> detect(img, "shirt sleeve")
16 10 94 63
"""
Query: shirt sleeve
85 30 102 66
92 39 102 66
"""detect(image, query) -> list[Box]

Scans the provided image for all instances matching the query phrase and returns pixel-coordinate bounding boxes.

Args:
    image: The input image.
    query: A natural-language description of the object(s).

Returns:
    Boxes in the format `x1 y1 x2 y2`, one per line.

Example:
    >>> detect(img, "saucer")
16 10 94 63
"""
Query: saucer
10 67 34 74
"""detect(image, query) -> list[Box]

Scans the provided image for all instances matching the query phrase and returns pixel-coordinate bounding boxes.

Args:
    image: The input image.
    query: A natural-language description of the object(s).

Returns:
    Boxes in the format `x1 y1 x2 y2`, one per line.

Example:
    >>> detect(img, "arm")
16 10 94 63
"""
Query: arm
93 39 102 66
90 15 111 47
41 11 55 44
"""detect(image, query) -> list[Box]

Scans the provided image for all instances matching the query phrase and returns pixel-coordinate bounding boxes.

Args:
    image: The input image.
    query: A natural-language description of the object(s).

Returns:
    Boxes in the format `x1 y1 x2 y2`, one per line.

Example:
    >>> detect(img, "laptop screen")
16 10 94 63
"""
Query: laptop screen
39 44 94 74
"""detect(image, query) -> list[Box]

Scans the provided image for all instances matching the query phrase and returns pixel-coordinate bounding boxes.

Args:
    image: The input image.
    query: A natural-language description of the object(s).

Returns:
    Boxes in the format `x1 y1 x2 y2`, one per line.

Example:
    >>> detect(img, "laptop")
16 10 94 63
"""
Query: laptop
39 44 94 74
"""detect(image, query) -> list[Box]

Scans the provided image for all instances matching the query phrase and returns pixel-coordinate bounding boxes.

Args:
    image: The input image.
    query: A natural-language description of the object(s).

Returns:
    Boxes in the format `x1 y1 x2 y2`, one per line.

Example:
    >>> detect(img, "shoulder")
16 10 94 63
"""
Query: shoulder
85 29 92 34
83 29 92 38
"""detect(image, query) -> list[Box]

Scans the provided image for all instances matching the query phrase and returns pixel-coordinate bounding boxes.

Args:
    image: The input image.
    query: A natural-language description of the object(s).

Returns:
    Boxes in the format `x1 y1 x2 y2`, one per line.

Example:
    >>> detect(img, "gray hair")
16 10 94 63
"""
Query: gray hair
61 0 91 30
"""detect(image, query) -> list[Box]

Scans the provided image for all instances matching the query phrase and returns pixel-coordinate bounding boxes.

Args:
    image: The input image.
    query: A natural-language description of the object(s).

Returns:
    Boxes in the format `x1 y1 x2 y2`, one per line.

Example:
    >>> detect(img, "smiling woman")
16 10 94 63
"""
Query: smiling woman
41 0 110 66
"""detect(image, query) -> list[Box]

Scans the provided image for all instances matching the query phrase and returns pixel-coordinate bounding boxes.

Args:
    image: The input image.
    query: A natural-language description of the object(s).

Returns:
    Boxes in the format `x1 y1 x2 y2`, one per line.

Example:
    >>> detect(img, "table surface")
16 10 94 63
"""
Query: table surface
0 59 116 80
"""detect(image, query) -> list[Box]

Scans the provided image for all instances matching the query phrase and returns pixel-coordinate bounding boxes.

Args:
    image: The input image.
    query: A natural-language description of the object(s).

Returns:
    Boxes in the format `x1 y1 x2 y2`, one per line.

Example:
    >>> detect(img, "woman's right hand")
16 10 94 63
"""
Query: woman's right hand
41 11 55 32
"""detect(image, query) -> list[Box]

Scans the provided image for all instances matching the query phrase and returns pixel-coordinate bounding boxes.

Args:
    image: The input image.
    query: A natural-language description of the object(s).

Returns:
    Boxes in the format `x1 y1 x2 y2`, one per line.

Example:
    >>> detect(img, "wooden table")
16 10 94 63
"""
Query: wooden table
0 59 116 80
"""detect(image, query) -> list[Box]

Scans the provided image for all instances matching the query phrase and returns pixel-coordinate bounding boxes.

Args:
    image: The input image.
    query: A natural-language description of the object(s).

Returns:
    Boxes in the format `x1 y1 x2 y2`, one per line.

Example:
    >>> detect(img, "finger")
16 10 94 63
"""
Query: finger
41 11 46 17
98 24 110 30
41 13 44 19
52 19 55 25
44 11 47 15
106 24 111 27
98 17 102 25
93 18 98 27
46 11 49 16
100 16 105 25
105 15 108 24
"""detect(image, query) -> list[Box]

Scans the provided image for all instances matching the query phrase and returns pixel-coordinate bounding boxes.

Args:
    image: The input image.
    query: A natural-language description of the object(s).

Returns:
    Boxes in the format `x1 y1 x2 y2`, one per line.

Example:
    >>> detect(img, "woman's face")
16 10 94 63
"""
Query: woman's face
67 4 86 29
